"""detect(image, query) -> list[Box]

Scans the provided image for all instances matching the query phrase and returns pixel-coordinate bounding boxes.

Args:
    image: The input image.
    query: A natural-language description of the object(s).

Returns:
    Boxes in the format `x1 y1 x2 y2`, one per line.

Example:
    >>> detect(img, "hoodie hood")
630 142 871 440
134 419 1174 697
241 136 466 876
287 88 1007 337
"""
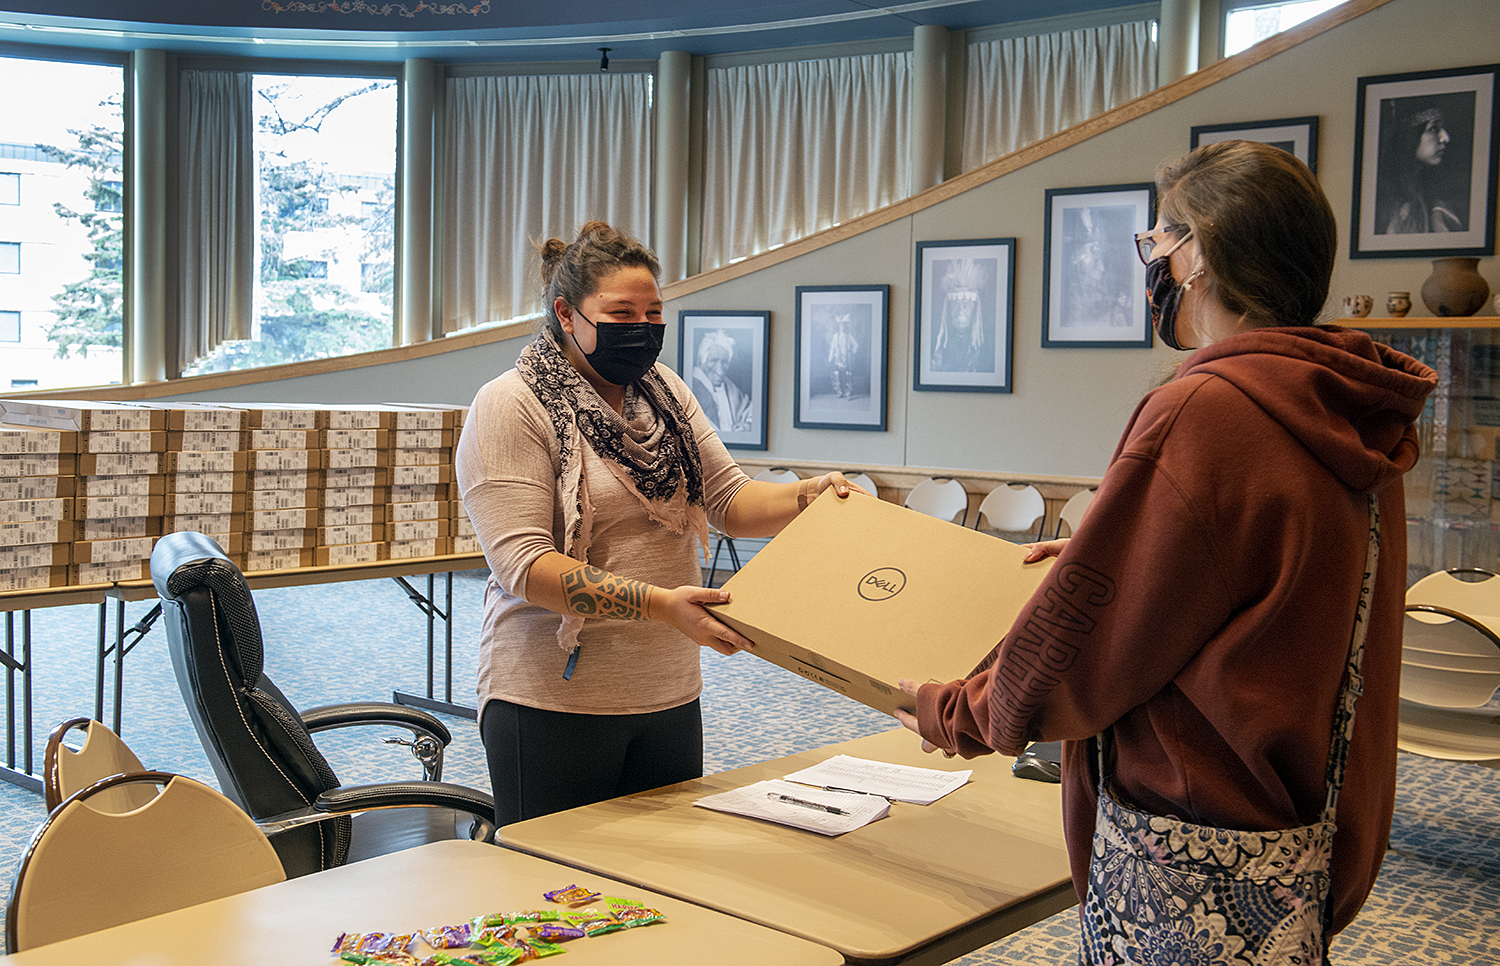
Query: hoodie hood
1181 325 1437 494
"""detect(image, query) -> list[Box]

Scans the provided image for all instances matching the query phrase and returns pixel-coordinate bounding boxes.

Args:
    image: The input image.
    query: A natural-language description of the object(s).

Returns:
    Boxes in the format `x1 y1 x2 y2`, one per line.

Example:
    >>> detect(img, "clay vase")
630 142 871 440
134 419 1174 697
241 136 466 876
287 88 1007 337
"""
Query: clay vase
1420 257 1490 317
1387 292 1412 317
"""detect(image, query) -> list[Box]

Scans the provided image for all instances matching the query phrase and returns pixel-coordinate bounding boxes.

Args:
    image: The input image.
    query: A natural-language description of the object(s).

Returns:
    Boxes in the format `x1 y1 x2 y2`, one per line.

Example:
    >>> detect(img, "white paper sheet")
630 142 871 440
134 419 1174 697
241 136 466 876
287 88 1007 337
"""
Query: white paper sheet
781 755 972 805
693 779 891 835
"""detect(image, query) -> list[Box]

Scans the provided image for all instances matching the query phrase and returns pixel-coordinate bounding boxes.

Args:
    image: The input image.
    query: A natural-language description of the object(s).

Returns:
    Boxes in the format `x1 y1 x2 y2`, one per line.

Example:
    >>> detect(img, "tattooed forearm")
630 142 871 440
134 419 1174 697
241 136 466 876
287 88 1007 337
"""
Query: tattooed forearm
560 564 654 621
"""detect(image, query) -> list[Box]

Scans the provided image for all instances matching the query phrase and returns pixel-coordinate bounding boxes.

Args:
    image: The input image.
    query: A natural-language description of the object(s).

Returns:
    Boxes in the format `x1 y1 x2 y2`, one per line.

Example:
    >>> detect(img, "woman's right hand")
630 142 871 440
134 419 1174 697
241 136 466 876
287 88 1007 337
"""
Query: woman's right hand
1022 538 1069 563
652 585 755 656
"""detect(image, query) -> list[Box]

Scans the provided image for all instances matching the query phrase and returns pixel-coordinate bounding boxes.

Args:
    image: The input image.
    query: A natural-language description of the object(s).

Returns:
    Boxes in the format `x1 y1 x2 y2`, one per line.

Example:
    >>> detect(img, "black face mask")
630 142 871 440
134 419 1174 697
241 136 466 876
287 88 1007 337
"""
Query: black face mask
1144 232 1201 352
568 307 664 385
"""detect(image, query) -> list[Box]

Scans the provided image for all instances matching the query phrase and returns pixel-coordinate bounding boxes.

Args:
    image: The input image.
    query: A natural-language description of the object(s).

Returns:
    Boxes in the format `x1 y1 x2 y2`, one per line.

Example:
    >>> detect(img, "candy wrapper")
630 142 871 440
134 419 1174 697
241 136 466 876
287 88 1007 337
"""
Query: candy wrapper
487 910 559 926
577 915 627 938
543 883 602 904
333 933 417 956
422 923 473 949
531 923 586 943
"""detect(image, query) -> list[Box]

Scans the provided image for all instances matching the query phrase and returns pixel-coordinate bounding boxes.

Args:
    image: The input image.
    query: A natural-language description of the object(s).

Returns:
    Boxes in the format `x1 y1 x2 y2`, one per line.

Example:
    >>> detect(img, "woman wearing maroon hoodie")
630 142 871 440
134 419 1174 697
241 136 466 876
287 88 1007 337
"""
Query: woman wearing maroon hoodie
897 140 1437 954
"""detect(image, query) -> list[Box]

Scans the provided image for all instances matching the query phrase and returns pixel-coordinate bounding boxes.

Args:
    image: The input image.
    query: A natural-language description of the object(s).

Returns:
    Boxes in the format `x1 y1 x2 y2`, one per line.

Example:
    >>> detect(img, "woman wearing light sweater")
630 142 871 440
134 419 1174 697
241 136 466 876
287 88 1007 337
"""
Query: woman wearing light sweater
457 221 859 825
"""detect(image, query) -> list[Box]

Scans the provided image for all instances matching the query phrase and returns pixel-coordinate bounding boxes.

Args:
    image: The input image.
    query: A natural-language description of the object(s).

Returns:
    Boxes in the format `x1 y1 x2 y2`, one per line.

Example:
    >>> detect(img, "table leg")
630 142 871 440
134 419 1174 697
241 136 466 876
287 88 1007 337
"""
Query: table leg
391 571 475 720
106 600 162 736
0 610 42 792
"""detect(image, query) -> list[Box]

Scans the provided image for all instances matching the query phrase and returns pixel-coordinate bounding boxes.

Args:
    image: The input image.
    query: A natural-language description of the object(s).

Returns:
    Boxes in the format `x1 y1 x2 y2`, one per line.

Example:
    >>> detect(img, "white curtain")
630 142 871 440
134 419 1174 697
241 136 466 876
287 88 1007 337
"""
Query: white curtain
962 22 1157 172
441 73 653 333
178 69 255 371
701 52 910 271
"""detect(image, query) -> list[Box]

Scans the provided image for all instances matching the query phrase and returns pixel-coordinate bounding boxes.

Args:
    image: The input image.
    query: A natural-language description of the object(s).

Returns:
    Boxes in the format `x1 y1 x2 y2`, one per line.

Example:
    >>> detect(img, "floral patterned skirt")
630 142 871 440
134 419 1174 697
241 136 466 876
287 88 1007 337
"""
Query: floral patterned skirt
1081 785 1334 966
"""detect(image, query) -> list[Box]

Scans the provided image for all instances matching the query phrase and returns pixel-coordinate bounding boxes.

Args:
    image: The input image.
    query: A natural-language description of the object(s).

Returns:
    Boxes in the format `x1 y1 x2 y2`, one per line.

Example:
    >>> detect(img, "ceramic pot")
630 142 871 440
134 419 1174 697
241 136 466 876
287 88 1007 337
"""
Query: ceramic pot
1387 292 1412 317
1343 294 1373 318
1421 257 1490 317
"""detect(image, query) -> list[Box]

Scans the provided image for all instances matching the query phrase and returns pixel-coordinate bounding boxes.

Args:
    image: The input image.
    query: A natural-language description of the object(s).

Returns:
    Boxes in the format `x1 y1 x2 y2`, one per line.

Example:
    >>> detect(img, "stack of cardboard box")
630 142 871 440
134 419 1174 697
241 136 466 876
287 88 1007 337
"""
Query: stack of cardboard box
387 406 454 559
0 399 480 586
319 408 393 566
69 405 168 584
450 410 478 555
244 405 325 572
163 404 247 560
0 425 76 590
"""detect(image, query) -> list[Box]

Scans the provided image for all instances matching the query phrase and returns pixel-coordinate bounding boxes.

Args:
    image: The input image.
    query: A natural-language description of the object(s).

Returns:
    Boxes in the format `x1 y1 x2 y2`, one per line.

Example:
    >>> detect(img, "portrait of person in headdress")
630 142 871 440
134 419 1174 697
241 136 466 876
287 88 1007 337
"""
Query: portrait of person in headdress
929 258 996 373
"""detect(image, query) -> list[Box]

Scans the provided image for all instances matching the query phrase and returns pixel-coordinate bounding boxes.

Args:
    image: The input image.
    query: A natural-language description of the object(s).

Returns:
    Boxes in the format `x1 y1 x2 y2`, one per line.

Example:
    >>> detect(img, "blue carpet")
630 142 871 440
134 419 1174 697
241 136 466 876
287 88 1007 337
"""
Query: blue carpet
1 569 1497 963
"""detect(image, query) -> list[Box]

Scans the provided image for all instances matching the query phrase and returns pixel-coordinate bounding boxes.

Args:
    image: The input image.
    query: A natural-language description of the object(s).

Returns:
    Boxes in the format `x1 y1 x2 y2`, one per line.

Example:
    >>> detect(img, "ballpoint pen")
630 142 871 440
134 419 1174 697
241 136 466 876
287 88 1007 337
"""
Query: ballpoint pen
768 792 849 815
818 785 891 801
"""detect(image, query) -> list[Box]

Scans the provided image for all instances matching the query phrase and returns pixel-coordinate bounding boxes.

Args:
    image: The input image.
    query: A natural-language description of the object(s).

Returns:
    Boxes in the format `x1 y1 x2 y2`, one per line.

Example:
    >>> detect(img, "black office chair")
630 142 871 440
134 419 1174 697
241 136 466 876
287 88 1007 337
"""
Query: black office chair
149 531 496 879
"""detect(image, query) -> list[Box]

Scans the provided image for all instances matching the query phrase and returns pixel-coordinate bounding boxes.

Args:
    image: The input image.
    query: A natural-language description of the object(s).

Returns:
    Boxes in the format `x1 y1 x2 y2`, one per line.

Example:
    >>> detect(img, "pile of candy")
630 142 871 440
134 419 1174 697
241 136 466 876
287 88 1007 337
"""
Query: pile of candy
331 884 665 964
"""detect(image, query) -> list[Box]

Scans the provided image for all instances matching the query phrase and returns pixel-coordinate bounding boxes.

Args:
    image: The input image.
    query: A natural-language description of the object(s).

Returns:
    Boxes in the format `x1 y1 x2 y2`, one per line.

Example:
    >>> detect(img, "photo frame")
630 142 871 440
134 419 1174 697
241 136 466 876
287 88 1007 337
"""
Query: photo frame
1352 63 1499 259
1191 115 1319 172
1041 183 1156 348
794 285 888 431
913 238 1015 393
677 310 770 450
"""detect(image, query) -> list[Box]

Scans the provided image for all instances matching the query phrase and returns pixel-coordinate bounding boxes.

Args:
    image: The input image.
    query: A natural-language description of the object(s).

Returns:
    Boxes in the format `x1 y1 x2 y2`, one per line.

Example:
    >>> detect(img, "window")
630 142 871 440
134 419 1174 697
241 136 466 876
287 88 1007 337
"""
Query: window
9 379 37 388
95 179 122 212
187 73 397 374
0 56 125 391
0 310 18 341
1223 0 1347 56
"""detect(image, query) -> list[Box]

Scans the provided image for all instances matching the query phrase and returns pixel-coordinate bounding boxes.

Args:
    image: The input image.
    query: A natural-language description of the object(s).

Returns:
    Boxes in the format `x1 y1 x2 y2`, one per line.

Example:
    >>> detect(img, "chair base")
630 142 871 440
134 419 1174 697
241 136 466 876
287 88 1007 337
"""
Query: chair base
344 807 491 867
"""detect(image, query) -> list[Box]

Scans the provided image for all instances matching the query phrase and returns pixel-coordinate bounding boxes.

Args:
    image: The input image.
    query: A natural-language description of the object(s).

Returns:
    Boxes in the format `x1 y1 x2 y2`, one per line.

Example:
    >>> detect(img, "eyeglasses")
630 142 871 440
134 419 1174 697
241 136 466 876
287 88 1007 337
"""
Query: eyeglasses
1134 224 1189 265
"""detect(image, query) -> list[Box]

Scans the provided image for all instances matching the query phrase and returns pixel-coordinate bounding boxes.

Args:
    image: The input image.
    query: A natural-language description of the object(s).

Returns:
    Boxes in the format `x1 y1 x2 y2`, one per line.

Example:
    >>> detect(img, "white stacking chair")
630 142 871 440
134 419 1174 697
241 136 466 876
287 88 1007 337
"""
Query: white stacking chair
708 468 802 585
974 483 1047 541
1397 571 1500 762
1055 488 1096 538
904 477 968 527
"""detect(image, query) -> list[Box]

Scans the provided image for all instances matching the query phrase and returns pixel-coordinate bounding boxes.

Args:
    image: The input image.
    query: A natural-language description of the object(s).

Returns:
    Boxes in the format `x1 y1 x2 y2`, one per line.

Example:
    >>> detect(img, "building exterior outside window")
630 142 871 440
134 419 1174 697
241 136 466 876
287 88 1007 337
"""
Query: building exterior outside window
0 57 124 391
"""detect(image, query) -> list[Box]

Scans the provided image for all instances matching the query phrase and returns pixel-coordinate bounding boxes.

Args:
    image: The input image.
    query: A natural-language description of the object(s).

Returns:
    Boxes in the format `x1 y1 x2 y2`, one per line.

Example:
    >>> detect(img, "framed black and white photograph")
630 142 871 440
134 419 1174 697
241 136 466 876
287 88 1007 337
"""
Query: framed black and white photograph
1191 115 1319 172
913 238 1015 393
1352 63 1499 259
1042 183 1155 348
678 310 770 450
794 285 888 431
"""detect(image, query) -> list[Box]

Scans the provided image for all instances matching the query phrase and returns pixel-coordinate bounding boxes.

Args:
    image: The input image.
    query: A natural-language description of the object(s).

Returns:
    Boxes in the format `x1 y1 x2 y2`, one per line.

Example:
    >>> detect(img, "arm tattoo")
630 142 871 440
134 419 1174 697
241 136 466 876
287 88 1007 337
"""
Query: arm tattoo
560 564 653 621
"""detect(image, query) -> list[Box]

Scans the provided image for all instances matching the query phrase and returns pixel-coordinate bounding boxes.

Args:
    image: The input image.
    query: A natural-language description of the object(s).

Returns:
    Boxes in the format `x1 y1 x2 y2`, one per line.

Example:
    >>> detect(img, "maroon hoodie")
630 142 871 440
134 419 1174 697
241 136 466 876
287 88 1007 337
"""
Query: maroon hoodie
916 325 1437 933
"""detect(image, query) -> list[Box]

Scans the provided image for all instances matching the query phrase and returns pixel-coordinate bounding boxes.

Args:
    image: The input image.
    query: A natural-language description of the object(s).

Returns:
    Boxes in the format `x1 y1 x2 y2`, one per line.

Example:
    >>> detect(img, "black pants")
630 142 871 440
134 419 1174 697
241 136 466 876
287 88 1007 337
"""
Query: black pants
480 697 703 827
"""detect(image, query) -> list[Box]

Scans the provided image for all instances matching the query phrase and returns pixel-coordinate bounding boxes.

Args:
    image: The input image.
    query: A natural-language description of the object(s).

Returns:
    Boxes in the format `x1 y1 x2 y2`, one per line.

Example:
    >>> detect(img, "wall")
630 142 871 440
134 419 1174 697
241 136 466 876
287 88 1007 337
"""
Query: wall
140 0 1498 484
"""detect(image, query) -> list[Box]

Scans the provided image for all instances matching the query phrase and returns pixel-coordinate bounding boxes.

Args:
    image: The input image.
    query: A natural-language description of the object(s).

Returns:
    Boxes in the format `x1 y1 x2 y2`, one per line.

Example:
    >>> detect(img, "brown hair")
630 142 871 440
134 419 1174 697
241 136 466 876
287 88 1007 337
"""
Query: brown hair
1156 140 1336 328
538 221 661 338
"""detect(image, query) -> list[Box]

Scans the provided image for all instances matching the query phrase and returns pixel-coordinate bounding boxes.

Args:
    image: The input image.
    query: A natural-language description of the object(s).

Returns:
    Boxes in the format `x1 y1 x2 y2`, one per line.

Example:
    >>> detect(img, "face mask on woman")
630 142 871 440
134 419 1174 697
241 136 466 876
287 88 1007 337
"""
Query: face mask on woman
1145 231 1204 351
568 307 665 385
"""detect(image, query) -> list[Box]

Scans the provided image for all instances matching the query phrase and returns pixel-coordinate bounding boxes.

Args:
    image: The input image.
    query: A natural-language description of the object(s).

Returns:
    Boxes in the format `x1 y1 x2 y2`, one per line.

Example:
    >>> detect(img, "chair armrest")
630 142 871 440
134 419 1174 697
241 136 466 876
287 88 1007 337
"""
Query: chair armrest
299 702 453 745
257 780 497 844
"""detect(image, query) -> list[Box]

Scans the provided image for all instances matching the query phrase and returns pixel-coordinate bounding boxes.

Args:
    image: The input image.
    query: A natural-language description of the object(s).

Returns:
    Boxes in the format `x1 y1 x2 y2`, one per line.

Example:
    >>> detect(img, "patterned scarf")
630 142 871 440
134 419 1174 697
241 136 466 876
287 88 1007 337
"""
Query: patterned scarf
516 331 710 651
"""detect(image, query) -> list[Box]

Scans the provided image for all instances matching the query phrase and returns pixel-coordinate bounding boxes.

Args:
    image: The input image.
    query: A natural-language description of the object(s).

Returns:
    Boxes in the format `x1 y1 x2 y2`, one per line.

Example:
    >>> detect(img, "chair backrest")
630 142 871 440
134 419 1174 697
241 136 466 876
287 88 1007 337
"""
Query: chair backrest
1055 488 1096 538
7 771 285 951
1400 609 1500 708
1407 569 1500 617
43 717 153 813
974 483 1046 539
150 530 351 879
844 472 879 499
903 477 969 526
754 467 801 484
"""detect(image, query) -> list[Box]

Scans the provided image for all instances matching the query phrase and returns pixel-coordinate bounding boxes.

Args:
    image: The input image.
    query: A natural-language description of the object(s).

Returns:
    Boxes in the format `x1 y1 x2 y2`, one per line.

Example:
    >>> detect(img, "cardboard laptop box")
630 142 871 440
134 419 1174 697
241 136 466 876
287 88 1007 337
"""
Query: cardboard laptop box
710 491 1055 716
